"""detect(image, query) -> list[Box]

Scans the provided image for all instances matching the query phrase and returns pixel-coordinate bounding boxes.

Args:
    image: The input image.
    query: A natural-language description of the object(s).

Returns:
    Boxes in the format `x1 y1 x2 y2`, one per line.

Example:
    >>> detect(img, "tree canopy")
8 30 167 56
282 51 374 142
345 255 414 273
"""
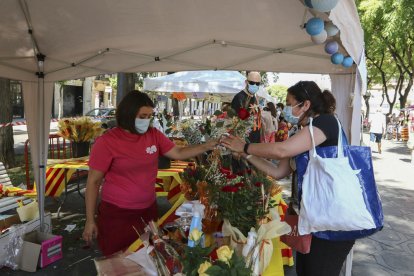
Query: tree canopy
358 0 414 113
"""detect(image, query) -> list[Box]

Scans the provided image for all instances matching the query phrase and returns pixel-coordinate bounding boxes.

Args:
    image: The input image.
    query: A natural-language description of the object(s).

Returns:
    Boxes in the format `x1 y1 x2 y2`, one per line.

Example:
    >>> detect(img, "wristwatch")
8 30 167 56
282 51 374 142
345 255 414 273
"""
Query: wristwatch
243 143 250 155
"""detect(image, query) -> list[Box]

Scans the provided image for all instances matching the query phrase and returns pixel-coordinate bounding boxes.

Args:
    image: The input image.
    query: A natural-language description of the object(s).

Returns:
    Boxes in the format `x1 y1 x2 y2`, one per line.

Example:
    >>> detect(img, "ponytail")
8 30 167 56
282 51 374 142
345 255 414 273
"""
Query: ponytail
321 90 336 114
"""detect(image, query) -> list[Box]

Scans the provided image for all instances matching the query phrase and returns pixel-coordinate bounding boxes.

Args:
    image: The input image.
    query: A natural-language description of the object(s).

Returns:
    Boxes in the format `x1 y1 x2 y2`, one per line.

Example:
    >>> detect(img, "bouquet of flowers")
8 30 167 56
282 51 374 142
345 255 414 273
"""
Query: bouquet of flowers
57 117 104 142
210 107 254 142
180 164 208 200
181 229 250 276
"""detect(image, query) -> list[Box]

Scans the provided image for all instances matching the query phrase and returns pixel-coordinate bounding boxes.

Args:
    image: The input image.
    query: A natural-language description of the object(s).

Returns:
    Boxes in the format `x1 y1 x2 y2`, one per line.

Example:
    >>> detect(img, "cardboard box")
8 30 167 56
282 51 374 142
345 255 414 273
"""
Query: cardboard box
19 231 63 272
0 213 51 265
0 214 21 232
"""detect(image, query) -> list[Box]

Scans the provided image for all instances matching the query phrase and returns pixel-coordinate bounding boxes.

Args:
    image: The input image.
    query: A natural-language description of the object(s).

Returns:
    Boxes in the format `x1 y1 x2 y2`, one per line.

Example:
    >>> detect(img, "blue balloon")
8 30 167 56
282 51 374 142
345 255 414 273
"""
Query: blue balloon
325 41 339 55
306 18 324 36
342 56 354 67
305 0 340 12
331 53 344 65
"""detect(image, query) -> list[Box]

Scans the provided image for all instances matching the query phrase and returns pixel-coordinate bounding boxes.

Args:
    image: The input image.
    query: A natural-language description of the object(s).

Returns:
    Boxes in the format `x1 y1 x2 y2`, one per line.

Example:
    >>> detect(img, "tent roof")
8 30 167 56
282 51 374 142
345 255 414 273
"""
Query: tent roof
144 70 246 95
0 0 363 82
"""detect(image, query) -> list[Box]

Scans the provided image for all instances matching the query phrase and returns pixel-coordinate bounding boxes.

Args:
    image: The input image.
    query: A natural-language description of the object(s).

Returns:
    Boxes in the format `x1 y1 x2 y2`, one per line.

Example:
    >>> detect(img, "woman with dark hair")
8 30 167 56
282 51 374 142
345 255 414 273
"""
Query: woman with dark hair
261 102 278 143
83 91 217 256
222 81 354 276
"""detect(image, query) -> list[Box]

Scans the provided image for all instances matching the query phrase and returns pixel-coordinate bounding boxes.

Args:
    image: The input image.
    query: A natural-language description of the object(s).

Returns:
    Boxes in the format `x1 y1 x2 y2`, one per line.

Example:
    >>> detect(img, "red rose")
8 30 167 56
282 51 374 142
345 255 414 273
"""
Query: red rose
255 182 262 187
226 174 237 180
238 108 250 120
221 185 239 192
219 167 231 175
246 169 252 175
235 182 245 188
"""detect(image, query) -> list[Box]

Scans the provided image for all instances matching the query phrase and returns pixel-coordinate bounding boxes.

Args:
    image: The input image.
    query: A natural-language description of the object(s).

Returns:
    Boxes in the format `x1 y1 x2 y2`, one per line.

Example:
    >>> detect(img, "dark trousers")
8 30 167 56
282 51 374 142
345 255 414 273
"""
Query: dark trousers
97 200 158 256
296 236 355 276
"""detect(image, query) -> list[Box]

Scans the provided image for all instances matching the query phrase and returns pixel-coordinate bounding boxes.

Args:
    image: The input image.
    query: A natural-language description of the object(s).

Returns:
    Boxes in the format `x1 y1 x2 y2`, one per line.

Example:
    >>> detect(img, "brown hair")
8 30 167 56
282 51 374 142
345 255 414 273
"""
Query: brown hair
266 102 277 118
116 91 155 134
287 81 336 116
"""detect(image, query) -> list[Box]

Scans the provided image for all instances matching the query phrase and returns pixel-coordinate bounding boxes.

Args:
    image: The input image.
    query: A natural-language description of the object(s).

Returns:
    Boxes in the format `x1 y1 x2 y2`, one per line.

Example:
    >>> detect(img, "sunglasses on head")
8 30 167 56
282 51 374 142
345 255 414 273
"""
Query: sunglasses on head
248 80 261 86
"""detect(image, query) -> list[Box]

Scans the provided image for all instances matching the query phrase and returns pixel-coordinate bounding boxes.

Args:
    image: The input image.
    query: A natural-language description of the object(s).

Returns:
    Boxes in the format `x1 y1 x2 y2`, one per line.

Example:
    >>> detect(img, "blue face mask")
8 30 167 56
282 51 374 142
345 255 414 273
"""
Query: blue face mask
135 118 151 134
248 84 259 94
283 103 302 125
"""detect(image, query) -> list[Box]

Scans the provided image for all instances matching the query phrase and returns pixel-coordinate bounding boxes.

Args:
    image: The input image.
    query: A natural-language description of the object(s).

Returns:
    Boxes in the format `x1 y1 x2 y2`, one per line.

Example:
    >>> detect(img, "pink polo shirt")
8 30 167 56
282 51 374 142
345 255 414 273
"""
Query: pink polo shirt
88 127 175 209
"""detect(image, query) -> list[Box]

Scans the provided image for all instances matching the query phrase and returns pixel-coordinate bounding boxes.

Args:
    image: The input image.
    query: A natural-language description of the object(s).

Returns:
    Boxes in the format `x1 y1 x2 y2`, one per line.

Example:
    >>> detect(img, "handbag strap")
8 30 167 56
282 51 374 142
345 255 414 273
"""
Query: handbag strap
335 117 344 158
308 117 317 159
308 116 345 159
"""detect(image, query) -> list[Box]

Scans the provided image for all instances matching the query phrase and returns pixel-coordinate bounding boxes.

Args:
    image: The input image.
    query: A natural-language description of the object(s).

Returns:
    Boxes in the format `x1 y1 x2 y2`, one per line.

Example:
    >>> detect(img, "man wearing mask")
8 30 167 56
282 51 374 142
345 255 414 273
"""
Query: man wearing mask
231 71 262 143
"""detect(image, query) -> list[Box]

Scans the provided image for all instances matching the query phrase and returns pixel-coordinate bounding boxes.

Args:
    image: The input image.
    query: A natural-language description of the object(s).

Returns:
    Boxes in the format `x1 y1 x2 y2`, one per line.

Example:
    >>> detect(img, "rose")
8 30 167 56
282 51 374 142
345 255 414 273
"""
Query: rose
219 167 231 175
234 182 245 188
225 174 237 180
217 245 233 263
221 185 239 193
238 108 250 120
189 228 203 242
255 182 262 187
198 261 212 276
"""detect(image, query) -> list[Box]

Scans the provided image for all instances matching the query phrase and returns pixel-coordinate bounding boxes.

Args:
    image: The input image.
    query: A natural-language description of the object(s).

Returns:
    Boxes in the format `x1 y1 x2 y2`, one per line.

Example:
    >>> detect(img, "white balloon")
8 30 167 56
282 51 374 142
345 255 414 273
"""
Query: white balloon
325 22 339 37
311 30 328 44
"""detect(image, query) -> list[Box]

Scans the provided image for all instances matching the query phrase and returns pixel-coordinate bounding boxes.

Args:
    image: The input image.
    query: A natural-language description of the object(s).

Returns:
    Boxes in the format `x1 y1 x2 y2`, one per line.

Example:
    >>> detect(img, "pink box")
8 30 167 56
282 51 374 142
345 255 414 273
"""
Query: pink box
20 231 63 271
39 234 63 267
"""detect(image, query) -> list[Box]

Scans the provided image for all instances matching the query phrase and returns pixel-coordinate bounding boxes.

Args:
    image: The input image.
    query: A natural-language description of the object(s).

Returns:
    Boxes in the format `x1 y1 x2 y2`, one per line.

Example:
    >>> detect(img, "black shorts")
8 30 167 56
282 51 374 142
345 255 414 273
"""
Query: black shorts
370 133 382 143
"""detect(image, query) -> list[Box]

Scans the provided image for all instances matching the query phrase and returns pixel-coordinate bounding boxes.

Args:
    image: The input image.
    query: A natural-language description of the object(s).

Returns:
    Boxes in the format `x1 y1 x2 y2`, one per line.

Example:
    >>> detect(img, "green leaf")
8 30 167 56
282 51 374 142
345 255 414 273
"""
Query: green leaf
227 109 236 118
214 110 223 116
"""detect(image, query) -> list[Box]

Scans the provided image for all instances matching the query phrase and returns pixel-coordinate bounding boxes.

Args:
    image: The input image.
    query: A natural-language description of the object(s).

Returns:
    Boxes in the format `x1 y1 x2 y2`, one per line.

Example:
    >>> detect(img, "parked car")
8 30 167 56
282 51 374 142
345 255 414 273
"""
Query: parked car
85 108 116 129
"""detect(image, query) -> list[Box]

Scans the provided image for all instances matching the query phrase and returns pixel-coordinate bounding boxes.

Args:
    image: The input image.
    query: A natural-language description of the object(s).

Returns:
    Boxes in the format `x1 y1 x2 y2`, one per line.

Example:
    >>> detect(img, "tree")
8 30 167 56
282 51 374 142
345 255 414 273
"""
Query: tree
0 78 16 168
266 84 288 103
358 0 414 112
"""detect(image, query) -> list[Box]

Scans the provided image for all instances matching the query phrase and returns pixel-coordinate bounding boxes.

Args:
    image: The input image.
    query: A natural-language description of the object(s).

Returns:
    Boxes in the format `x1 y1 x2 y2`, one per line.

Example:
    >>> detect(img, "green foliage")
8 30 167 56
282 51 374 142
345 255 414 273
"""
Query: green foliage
358 0 414 109
266 84 288 103
180 240 213 276
205 253 251 276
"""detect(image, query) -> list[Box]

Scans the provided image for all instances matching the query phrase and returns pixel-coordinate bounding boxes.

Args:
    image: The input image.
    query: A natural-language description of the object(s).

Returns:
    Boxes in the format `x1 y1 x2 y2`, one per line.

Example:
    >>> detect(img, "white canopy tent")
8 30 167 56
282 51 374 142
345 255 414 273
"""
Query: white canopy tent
0 0 366 231
144 71 246 97
144 70 276 105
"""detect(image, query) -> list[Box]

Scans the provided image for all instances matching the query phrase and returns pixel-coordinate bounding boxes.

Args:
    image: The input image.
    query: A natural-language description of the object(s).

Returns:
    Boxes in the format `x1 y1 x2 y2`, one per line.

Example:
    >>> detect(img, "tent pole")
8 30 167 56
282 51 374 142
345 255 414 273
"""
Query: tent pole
37 64 46 232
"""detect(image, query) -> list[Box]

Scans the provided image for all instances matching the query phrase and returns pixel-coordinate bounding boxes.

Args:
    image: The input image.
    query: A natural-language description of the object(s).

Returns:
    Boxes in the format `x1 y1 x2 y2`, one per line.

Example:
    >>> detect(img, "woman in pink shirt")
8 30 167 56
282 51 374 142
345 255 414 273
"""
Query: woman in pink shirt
82 91 217 256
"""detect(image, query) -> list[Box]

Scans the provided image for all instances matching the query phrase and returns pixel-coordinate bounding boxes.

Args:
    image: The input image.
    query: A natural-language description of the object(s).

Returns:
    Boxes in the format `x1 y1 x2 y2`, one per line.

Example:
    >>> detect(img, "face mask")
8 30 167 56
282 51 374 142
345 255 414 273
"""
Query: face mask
248 84 259 94
135 118 151 134
283 103 303 125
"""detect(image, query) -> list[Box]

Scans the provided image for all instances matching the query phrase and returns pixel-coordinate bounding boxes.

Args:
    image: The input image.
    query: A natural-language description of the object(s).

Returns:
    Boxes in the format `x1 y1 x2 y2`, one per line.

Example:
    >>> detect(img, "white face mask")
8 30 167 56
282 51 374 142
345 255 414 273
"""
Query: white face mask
135 118 151 134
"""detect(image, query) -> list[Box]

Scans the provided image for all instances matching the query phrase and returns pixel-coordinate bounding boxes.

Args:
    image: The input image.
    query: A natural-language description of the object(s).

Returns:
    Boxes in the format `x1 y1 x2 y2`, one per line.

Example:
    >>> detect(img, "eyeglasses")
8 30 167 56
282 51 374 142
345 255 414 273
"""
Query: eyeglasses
248 80 261 86
299 82 310 99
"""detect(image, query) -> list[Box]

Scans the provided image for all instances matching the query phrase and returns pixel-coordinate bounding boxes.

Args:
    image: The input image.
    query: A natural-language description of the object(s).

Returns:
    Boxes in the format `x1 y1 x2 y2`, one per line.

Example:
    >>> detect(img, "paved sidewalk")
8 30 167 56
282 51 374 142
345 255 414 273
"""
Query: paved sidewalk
350 135 414 275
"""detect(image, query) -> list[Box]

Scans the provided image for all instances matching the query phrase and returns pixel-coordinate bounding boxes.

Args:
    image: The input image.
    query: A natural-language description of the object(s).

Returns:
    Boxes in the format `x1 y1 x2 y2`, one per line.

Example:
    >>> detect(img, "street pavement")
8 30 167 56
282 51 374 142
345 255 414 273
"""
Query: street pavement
3 132 414 275
282 134 414 276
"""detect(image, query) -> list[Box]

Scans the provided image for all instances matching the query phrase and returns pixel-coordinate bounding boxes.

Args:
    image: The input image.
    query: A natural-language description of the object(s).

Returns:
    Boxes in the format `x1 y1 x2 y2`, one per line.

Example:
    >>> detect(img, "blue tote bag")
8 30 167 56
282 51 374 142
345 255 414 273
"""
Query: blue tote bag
295 121 384 241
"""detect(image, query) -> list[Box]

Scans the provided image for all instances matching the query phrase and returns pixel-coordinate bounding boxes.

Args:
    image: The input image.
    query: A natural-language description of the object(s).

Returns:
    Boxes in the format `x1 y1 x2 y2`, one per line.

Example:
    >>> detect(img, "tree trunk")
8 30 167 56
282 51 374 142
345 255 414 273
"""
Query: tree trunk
116 73 136 104
172 98 180 118
400 77 413 109
0 78 16 168
363 95 370 119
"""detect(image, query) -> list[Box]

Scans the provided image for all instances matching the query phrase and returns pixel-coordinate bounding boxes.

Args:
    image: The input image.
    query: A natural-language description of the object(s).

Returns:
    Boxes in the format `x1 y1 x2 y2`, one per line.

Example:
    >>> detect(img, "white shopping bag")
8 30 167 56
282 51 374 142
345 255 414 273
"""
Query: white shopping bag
298 118 376 235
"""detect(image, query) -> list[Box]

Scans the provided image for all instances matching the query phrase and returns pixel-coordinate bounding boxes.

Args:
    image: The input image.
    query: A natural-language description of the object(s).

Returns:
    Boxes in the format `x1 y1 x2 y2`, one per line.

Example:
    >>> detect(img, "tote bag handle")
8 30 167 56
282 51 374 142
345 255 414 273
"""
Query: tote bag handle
308 116 344 159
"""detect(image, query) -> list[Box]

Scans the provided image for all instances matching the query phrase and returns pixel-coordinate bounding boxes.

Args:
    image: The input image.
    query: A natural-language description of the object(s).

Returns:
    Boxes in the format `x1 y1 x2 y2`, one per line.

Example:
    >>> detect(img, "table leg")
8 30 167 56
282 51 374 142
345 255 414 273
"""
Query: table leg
77 169 85 198
57 168 68 219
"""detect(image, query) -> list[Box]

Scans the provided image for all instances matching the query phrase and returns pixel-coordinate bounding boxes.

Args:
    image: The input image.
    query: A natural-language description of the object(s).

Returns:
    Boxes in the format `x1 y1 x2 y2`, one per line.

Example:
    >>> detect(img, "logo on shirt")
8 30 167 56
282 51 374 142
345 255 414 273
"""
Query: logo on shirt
146 145 157 154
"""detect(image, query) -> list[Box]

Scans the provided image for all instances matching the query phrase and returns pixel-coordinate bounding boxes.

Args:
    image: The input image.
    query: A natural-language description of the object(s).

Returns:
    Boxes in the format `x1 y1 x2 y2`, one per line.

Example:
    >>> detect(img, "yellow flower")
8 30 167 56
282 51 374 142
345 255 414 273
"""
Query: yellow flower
197 261 212 276
189 228 202 242
217 245 233 263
